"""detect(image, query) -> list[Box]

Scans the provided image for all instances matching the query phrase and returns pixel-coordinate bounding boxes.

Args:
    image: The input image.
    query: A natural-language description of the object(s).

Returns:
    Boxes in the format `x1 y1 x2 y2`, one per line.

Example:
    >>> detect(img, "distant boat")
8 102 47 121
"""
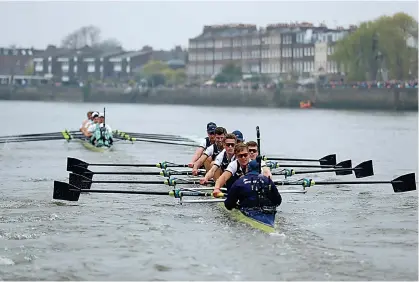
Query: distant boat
300 100 312 109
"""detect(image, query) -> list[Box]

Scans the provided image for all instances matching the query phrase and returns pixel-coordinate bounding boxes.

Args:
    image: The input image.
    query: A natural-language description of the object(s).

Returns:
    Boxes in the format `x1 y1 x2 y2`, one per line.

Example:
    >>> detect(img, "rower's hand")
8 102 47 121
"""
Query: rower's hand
192 168 199 176
199 177 208 185
188 163 194 168
212 188 222 197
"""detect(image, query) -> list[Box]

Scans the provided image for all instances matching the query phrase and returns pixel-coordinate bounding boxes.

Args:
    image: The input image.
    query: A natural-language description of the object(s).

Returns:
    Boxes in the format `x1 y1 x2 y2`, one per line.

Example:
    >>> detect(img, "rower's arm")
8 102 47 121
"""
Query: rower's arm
224 184 239 210
203 164 218 181
214 171 232 189
190 147 204 164
193 153 207 170
262 166 272 178
268 180 282 206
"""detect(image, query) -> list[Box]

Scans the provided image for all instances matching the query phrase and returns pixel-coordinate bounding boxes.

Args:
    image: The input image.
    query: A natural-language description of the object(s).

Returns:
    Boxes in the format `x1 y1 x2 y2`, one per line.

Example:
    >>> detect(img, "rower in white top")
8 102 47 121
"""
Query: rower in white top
199 133 237 184
98 112 112 133
192 126 226 175
213 141 272 195
188 122 217 168
85 112 100 137
80 111 94 136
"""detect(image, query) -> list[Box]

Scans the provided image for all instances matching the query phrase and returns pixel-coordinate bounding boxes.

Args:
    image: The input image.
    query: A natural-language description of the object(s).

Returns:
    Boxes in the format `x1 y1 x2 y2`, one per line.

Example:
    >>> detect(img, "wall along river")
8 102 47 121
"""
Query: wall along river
0 101 417 280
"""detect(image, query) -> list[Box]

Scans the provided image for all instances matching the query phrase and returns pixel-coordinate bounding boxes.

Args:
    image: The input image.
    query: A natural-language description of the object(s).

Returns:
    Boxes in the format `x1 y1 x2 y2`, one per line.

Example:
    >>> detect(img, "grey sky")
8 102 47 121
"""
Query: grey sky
0 1 417 50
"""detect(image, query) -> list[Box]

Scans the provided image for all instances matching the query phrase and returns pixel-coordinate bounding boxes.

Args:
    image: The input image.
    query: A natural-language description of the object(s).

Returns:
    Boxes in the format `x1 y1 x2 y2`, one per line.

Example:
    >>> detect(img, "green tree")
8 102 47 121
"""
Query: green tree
331 12 418 80
214 63 242 83
24 61 34 75
142 60 168 77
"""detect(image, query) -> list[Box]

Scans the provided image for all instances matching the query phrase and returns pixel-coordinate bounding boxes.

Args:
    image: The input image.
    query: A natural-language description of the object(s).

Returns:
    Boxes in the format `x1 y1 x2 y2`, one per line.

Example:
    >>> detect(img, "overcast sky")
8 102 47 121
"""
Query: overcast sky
0 1 417 50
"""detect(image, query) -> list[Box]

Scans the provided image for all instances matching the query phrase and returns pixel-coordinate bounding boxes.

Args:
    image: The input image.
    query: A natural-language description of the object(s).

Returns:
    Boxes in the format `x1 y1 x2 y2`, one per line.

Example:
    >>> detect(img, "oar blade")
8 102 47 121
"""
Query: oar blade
69 173 92 190
392 173 417 193
335 160 352 175
69 165 92 177
354 160 374 178
319 154 336 166
67 157 88 171
53 181 81 201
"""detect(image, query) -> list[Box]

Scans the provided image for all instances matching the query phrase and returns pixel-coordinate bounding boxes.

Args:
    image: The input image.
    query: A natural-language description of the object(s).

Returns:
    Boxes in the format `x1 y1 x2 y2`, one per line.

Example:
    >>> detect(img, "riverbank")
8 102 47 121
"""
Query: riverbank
0 85 416 111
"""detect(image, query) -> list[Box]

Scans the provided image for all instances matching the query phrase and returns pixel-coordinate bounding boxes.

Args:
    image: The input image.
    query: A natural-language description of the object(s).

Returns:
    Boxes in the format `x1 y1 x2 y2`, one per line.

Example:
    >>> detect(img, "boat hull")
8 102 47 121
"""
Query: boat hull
74 138 113 153
218 203 276 233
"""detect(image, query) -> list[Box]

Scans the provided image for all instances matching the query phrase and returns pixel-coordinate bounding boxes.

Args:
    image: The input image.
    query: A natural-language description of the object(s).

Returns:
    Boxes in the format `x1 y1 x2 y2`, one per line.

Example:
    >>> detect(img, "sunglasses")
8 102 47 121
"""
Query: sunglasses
207 132 215 135
225 142 235 147
237 153 248 159
249 149 258 153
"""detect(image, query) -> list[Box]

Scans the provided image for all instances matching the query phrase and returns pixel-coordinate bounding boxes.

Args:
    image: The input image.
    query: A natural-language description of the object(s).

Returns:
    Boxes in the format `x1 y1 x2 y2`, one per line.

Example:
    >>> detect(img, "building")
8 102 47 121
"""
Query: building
31 45 187 83
31 45 155 82
0 47 43 84
187 22 354 79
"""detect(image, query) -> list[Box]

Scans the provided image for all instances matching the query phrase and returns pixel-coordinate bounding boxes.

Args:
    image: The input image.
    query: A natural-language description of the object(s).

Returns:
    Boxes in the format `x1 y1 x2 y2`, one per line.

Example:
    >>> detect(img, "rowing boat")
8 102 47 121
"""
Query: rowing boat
61 130 113 153
219 203 276 233
74 138 113 153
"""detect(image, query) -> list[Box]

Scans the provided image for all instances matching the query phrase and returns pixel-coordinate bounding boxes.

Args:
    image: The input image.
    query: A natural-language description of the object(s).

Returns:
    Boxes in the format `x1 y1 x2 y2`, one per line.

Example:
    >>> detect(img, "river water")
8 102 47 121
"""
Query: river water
0 101 417 280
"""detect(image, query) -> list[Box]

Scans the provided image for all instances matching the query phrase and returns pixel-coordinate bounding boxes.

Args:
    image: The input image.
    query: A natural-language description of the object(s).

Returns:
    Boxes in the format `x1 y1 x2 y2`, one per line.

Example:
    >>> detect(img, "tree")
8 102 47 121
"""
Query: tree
214 62 242 83
61 25 101 49
24 61 34 75
60 26 123 51
94 38 122 51
142 60 168 77
331 12 418 81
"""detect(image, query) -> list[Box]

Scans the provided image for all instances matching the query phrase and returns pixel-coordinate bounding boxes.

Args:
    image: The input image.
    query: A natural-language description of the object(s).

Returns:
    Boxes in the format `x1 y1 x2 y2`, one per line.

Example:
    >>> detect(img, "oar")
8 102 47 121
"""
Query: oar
272 173 416 193
267 159 352 169
161 169 205 177
113 135 197 147
0 136 67 144
53 181 224 202
264 154 337 166
67 157 190 171
273 160 373 178
0 131 78 139
113 130 193 142
69 173 211 187
115 132 193 143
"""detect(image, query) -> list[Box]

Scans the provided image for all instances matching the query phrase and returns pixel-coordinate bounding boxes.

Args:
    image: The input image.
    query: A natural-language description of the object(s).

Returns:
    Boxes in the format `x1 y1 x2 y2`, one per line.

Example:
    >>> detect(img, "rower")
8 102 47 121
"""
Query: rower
87 113 112 147
98 113 114 145
246 140 272 178
192 126 225 175
80 111 94 136
212 142 271 196
85 112 100 137
213 143 250 196
188 122 217 168
232 130 244 143
199 133 237 184
224 159 282 211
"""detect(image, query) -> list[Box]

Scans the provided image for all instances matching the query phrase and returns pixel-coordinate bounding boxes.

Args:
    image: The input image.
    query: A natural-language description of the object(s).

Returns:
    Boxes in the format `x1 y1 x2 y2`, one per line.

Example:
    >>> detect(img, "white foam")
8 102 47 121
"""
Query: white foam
0 256 15 265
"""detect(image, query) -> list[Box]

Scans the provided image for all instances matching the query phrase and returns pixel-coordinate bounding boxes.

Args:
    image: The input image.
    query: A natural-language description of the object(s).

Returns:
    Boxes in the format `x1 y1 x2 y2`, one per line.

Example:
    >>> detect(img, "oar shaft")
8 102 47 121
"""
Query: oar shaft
278 164 336 168
77 189 170 195
0 136 65 143
269 157 318 162
294 167 352 174
315 180 391 185
74 189 214 197
88 164 158 168
90 180 165 184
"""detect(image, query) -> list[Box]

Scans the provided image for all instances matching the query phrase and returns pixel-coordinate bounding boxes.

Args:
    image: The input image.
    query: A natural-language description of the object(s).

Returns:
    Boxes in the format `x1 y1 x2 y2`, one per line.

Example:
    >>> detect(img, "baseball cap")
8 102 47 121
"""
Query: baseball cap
232 130 244 142
91 112 99 118
247 159 260 175
207 124 217 133
207 122 216 130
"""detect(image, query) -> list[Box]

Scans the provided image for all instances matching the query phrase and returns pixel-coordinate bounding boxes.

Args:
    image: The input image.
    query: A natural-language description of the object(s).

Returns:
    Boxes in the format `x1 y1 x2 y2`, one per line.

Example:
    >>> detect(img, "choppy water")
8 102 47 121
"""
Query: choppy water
0 101 417 280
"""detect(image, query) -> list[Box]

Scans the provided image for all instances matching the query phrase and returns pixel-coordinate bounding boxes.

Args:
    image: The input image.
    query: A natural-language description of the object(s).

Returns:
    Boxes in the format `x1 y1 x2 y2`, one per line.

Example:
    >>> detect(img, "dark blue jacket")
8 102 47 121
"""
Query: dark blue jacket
224 174 282 210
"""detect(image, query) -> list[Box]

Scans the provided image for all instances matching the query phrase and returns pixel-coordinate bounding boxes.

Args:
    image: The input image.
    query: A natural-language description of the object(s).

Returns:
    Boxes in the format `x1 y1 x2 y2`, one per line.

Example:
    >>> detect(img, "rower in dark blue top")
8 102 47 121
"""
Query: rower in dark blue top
224 159 282 211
